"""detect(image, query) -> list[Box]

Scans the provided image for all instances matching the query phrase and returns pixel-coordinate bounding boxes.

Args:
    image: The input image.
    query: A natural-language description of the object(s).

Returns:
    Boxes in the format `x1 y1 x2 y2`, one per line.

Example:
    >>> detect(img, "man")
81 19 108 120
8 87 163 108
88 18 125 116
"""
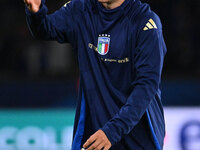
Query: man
24 0 167 149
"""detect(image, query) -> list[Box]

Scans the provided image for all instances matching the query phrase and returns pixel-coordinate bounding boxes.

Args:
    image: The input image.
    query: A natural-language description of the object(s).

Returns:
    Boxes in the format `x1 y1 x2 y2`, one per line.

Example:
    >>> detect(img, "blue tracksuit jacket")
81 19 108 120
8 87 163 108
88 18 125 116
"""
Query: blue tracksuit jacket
25 0 167 149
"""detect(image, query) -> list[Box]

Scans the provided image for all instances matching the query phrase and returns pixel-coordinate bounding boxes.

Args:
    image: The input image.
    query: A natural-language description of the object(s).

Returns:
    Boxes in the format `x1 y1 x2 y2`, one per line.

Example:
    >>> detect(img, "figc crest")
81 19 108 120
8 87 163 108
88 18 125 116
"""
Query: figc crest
97 34 110 55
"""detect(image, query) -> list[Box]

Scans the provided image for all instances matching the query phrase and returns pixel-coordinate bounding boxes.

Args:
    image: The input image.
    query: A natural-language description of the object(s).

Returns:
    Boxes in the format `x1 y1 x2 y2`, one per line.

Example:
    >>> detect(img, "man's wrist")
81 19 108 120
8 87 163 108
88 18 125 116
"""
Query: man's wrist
101 126 116 146
30 5 41 13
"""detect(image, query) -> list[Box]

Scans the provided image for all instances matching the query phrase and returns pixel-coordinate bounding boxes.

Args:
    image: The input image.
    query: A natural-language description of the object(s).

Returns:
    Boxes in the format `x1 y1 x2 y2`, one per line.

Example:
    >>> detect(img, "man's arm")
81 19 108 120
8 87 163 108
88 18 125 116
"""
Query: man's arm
101 15 167 145
24 0 77 44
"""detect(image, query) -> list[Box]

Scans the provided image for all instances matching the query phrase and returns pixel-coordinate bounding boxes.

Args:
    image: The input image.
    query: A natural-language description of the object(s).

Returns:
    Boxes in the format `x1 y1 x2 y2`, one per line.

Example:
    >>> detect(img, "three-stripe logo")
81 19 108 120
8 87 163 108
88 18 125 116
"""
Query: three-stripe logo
143 18 157 31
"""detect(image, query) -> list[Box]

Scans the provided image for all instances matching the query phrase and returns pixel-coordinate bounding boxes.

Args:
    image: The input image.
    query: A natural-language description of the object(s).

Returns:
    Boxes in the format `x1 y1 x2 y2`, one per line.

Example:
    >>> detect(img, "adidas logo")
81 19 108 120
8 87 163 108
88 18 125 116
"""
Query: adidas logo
143 18 157 31
64 1 71 7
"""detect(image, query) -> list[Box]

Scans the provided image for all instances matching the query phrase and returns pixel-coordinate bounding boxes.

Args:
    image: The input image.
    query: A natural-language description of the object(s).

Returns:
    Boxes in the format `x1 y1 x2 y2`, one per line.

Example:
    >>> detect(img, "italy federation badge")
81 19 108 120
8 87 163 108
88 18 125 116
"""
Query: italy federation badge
97 34 110 55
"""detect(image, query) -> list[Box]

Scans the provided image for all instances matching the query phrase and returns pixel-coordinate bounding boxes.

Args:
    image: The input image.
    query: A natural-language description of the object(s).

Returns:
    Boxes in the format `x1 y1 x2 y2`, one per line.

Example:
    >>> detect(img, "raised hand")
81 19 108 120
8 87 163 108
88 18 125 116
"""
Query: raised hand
24 0 41 13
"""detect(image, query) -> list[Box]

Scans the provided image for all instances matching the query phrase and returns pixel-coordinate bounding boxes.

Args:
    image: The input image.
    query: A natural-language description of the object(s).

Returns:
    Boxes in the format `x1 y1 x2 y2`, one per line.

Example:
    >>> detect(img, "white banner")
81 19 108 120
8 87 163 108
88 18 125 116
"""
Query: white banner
164 107 200 150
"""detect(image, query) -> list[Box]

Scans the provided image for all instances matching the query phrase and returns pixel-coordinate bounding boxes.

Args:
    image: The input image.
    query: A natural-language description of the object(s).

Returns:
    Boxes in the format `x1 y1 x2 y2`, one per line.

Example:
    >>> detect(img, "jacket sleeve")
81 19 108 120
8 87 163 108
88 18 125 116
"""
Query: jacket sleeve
25 0 77 45
101 15 167 145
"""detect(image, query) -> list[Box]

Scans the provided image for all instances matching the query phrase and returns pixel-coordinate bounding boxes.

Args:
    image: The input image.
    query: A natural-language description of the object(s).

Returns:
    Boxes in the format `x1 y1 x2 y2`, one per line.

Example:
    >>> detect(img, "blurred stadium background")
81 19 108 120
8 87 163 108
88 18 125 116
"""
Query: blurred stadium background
0 0 200 150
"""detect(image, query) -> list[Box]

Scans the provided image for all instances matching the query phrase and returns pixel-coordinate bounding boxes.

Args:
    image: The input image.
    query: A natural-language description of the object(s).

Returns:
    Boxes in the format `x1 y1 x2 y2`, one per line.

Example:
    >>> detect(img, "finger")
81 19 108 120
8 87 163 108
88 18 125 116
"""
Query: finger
24 0 30 5
103 145 110 150
87 139 102 150
95 142 105 150
83 135 97 148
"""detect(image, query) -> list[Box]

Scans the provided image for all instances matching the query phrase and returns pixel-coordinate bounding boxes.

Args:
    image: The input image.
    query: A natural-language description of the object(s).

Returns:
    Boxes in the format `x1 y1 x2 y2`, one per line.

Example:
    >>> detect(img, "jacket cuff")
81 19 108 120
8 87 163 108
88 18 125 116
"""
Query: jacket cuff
101 124 118 146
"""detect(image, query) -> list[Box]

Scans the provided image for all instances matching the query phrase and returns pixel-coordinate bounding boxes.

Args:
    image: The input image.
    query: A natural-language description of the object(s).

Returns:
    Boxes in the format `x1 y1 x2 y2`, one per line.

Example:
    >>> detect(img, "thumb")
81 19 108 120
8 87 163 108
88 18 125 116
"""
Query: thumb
24 0 30 5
